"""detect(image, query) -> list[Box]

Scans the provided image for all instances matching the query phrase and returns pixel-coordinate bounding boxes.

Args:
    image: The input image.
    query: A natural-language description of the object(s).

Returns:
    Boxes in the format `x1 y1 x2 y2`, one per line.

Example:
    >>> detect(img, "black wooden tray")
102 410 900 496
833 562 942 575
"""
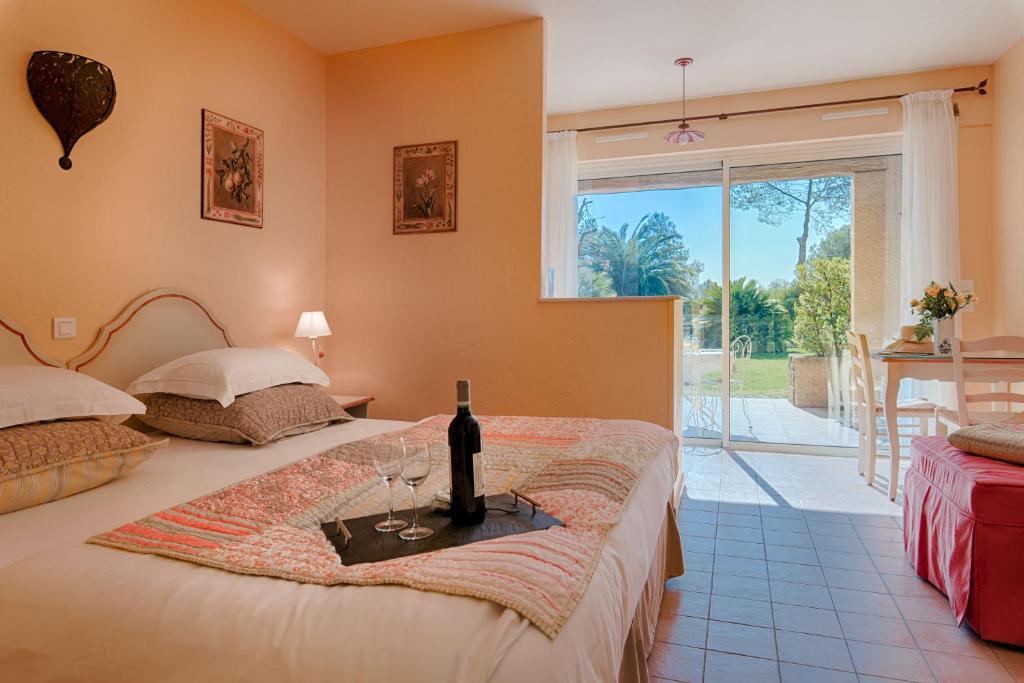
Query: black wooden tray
321 493 563 566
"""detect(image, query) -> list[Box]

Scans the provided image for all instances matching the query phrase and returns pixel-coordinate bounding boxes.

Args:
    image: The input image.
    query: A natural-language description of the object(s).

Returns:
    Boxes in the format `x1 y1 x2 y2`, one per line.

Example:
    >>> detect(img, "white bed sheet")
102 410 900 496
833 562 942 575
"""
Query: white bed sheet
0 418 678 682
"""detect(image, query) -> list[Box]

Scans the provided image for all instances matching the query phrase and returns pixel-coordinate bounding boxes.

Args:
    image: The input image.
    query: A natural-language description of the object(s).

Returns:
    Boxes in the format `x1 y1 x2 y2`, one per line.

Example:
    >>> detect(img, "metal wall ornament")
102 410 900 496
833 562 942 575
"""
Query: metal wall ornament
26 51 117 170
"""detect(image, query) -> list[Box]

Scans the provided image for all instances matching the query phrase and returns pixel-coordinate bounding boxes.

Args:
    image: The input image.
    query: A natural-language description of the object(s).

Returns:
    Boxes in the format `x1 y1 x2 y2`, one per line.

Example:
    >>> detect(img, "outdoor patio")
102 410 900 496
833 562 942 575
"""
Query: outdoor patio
684 397 867 448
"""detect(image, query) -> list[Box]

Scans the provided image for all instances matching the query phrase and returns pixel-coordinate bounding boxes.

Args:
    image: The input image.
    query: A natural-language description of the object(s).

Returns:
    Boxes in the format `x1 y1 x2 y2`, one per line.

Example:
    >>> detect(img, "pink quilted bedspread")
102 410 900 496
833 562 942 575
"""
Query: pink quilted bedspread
89 415 678 638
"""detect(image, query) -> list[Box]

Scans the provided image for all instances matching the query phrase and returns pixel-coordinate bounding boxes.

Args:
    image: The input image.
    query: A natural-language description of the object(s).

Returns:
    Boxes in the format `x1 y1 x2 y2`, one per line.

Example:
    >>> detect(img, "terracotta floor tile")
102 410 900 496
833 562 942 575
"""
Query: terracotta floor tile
770 580 834 610
649 642 705 683
923 651 1014 683
828 587 901 619
655 613 708 649
707 619 777 660
661 588 710 619
779 662 858 683
847 640 935 682
714 554 768 579
836 610 915 648
704 651 780 683
775 630 854 672
710 594 774 628
906 619 995 659
893 594 957 626
772 602 843 638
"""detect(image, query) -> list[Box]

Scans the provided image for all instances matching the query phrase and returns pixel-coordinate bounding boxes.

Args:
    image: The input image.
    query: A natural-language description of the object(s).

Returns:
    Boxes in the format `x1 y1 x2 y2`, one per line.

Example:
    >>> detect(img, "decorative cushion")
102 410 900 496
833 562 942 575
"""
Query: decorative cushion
948 422 1024 466
136 384 352 446
0 420 166 514
126 347 329 407
0 365 145 429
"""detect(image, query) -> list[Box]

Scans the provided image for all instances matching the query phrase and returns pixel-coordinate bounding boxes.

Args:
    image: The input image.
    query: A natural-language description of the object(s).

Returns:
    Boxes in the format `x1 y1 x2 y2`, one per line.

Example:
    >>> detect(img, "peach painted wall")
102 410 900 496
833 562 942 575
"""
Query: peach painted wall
324 20 681 427
992 36 1024 334
549 66 996 338
0 0 326 360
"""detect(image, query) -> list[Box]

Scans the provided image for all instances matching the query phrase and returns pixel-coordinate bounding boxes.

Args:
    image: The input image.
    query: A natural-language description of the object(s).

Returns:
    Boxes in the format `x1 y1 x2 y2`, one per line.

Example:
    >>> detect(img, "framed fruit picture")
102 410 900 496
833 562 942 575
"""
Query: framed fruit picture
201 109 264 228
393 140 457 234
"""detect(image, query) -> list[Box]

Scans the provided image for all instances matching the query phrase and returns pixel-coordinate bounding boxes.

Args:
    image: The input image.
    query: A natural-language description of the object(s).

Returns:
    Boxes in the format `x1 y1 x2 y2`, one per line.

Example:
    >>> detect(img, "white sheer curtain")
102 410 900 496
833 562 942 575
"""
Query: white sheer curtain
542 131 579 297
899 90 960 324
899 90 960 405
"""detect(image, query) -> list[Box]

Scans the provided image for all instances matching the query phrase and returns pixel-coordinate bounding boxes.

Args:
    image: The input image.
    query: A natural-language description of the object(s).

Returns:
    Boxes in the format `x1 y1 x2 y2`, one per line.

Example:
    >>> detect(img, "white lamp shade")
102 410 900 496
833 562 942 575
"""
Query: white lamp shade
294 311 332 338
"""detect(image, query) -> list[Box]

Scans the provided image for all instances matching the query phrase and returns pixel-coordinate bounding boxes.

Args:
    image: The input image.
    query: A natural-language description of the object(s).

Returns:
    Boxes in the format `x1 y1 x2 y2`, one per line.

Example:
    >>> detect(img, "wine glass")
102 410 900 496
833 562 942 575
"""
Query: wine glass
372 437 408 532
398 441 433 541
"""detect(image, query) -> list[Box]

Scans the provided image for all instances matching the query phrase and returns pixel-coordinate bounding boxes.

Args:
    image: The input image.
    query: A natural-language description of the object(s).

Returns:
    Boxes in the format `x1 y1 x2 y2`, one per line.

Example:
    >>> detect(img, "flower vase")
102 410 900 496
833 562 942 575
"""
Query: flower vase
934 317 955 356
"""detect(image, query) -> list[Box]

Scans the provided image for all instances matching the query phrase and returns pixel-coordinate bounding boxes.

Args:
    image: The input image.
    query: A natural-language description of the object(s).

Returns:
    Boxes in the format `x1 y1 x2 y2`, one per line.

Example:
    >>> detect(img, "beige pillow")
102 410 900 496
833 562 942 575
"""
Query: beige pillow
0 420 166 514
948 422 1024 465
137 384 352 446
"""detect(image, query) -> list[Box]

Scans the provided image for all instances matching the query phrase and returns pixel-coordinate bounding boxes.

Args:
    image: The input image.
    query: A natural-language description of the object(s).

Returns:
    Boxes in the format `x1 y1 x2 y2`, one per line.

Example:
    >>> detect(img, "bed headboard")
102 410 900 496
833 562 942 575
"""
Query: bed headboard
0 312 63 368
69 289 235 389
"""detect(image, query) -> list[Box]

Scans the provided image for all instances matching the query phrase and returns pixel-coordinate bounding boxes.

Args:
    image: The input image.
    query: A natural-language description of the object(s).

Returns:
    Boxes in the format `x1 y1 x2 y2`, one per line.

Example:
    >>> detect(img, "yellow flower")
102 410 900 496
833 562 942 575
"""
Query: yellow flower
910 298 919 307
925 284 942 298
956 294 967 306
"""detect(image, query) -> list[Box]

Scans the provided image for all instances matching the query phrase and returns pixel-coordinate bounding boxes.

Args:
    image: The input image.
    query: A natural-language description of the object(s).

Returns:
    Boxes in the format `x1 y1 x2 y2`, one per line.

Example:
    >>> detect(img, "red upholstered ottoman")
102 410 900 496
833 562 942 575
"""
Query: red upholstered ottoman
904 435 1024 645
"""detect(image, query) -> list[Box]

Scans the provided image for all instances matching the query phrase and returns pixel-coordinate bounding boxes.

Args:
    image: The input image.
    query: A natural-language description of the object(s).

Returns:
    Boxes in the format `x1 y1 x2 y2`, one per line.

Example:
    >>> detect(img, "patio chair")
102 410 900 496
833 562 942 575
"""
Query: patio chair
934 336 1024 434
847 332 935 489
729 336 754 433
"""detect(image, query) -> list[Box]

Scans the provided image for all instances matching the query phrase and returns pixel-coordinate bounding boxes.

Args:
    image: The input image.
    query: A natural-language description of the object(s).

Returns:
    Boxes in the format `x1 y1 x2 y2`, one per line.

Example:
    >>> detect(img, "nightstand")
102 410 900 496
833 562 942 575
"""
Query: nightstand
331 394 374 419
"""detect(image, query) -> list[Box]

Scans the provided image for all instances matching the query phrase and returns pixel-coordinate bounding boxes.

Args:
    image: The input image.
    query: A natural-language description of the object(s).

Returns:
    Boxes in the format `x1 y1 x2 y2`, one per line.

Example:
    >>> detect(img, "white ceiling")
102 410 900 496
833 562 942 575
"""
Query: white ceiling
239 0 1024 114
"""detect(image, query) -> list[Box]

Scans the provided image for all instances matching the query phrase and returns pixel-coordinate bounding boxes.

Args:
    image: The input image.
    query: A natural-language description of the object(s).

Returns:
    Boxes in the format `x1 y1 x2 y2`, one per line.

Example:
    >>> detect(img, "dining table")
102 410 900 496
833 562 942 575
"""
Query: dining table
871 350 1024 499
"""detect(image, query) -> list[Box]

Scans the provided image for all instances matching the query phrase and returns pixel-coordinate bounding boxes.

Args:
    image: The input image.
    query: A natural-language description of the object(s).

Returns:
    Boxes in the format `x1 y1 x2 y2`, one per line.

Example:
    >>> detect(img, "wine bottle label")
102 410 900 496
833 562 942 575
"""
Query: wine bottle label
473 454 484 498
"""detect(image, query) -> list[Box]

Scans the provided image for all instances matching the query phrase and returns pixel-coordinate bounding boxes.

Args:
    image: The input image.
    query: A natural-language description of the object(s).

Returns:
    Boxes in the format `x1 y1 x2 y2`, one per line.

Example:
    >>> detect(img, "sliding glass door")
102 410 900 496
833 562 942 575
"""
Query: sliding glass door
577 167 723 440
575 151 902 451
727 156 901 448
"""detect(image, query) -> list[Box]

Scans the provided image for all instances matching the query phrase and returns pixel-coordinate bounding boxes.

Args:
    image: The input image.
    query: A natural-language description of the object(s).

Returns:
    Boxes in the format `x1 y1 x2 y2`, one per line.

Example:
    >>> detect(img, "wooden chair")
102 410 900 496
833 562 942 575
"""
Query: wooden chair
935 336 1024 435
847 332 935 497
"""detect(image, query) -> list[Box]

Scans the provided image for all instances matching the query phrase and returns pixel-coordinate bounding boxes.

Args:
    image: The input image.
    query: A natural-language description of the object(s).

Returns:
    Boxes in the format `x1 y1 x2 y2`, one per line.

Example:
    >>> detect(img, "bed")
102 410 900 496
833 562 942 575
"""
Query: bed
0 290 683 682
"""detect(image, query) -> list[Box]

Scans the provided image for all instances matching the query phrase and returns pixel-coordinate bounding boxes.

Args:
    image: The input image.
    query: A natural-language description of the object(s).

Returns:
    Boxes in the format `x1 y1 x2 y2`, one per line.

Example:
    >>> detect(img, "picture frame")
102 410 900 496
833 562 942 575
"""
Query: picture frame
201 109 264 228
393 140 457 234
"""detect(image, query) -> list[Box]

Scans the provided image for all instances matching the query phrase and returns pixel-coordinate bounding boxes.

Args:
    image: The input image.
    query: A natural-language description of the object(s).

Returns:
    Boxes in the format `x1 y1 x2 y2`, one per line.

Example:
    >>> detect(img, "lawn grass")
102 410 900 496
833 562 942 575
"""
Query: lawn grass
695 353 791 398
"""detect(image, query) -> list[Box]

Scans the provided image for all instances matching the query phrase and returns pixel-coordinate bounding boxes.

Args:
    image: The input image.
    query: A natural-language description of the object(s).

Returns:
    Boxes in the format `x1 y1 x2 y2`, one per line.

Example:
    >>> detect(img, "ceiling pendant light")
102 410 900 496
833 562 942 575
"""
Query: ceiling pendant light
664 57 705 145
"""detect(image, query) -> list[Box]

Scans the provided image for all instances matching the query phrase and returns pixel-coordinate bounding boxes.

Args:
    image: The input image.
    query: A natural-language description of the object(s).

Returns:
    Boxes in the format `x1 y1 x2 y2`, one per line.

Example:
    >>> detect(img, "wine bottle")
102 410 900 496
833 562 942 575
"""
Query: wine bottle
448 379 486 526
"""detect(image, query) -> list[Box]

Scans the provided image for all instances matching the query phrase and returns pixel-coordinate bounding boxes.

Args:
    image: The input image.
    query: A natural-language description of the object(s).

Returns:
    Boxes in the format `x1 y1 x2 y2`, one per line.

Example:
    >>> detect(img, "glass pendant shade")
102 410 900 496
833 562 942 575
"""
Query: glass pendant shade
665 57 705 145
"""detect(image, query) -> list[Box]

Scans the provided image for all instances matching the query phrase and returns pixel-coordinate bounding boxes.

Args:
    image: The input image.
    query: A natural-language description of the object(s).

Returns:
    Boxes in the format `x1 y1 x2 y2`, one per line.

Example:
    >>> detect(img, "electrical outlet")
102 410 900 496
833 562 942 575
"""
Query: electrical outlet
52 317 76 340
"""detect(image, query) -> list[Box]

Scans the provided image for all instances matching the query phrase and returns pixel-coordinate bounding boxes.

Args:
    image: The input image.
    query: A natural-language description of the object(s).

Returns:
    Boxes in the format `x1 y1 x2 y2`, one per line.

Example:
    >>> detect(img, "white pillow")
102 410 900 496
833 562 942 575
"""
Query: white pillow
125 347 329 407
0 365 145 429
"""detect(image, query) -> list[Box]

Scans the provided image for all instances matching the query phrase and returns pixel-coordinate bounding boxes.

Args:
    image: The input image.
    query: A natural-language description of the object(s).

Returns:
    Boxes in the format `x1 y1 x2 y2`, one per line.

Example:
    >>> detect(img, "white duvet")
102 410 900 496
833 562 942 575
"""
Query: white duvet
0 418 678 682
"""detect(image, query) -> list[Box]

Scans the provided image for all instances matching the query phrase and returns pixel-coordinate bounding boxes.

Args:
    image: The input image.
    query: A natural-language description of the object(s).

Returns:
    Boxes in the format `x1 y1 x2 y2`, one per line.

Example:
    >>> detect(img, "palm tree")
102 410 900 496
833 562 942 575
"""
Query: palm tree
696 278 793 353
579 212 701 297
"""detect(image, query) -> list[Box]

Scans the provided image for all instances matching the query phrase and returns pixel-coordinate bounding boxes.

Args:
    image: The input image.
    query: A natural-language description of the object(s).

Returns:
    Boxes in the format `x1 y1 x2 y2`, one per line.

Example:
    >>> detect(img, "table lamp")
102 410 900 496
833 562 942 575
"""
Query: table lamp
294 311 331 367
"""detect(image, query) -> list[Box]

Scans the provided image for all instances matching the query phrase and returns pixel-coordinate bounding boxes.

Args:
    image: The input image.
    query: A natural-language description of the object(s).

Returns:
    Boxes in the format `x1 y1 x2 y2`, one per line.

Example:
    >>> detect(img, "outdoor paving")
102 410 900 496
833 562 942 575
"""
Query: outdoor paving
684 397 860 447
652 447 1024 682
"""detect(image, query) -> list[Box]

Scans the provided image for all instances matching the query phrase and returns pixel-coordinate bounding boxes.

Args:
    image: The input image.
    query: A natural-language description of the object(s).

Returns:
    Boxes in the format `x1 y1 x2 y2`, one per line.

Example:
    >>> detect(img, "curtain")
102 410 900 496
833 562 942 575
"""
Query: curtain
542 131 579 297
899 90 960 324
899 90 959 405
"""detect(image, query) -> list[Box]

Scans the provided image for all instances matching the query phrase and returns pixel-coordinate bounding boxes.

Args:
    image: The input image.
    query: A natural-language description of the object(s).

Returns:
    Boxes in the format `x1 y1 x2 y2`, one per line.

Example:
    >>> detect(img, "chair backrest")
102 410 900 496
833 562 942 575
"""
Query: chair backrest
952 336 1024 423
730 335 752 360
846 331 875 408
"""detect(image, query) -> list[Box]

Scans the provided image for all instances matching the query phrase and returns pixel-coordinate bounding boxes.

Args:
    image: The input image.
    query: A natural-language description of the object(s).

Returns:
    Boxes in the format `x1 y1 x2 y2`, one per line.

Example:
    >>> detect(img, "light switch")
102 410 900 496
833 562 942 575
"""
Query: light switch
53 317 76 340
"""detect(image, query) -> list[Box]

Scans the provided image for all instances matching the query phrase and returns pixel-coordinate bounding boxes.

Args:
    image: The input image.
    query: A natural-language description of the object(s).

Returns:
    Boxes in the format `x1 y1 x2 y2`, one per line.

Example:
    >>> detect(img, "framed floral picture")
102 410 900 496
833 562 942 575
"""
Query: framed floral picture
201 109 264 228
393 140 457 234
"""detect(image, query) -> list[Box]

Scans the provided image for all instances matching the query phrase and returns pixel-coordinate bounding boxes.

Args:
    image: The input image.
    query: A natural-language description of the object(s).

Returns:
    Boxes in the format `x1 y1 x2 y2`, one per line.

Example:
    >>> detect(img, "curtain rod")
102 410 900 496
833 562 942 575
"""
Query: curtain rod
549 79 988 134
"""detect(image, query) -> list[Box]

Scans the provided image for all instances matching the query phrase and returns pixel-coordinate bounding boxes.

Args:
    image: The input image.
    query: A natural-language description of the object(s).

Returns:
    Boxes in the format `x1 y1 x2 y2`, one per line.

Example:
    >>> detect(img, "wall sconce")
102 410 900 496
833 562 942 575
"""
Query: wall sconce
294 311 331 367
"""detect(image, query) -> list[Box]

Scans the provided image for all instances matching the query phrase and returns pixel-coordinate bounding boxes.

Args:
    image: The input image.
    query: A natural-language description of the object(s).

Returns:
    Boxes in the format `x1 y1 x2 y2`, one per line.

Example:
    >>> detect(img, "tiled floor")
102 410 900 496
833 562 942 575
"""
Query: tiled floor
651 447 1024 683
684 397 862 448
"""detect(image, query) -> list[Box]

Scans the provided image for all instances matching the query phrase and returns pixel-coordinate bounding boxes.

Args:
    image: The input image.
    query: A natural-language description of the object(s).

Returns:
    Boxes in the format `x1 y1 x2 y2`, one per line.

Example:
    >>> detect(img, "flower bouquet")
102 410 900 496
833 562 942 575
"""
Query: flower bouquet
911 281 976 355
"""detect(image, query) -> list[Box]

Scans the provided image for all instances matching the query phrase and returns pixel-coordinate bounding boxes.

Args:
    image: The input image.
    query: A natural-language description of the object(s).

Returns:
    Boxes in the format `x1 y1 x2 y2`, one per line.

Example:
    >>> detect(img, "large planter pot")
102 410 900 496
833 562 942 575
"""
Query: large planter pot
788 354 829 409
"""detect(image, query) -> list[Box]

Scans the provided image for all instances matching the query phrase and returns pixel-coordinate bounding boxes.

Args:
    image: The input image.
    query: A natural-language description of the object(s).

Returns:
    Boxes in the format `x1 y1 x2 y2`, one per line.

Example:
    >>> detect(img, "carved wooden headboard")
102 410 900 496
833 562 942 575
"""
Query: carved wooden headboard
69 289 235 389
0 313 63 368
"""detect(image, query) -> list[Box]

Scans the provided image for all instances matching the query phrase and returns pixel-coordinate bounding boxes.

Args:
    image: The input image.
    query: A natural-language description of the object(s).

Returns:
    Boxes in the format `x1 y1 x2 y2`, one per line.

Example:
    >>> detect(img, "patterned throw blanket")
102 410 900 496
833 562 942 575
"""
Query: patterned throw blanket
89 415 678 638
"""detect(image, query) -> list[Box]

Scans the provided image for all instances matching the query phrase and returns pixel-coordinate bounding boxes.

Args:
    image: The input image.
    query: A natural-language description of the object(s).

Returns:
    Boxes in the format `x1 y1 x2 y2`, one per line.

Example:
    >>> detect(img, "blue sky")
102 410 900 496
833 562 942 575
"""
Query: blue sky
580 186 845 286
